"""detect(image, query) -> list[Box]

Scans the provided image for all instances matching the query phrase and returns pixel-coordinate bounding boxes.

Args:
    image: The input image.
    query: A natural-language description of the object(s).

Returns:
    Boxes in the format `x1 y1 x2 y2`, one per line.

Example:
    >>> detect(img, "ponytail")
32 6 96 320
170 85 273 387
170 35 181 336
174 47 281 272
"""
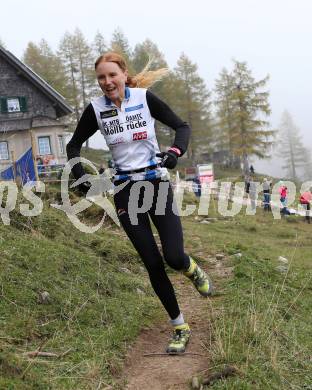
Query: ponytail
95 52 169 88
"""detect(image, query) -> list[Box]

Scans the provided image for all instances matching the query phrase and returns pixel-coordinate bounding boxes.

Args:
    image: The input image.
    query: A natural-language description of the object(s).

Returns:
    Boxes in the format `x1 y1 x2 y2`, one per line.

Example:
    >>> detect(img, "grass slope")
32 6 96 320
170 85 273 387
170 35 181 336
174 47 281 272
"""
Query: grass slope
0 188 160 389
181 197 312 389
1 178 311 389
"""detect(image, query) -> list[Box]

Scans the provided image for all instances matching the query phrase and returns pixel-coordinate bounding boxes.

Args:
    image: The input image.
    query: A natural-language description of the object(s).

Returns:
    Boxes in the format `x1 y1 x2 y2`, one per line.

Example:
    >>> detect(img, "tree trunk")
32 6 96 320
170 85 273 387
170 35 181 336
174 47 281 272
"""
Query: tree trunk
242 153 249 175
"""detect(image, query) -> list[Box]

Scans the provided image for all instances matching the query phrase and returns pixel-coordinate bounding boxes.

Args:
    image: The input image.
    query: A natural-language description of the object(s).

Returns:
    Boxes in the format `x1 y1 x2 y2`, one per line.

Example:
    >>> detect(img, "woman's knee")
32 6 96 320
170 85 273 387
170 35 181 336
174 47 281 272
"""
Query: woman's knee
164 253 188 271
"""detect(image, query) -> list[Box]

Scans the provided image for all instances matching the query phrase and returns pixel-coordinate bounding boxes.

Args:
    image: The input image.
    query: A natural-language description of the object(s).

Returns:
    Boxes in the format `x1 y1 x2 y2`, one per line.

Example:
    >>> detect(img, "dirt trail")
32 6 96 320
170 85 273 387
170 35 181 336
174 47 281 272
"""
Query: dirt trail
118 260 227 390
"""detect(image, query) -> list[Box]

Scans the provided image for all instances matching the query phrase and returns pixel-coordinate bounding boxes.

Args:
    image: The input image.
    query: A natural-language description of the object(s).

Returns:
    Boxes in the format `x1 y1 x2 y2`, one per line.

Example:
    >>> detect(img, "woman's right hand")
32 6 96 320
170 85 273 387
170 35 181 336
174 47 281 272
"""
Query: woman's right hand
78 181 92 195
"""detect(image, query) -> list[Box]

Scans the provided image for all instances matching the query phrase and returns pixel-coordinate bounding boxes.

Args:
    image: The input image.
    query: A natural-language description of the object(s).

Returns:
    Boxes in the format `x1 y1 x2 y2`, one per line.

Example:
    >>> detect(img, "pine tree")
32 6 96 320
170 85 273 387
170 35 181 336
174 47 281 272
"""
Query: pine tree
173 53 211 163
278 110 307 180
215 60 274 174
0 38 5 48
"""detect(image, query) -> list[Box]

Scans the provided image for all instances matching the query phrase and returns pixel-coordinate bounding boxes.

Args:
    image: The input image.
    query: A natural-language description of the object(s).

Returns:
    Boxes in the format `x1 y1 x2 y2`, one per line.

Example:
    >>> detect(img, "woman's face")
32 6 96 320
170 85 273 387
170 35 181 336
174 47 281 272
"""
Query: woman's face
96 61 128 106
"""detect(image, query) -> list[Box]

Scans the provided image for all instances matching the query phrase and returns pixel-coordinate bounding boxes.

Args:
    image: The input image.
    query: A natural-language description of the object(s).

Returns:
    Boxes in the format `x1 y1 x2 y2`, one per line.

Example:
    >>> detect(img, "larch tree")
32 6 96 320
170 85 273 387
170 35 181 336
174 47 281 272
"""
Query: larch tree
58 30 96 145
277 110 307 180
93 31 107 57
214 68 240 167
132 39 167 72
302 147 312 180
23 40 69 98
58 33 81 125
110 28 133 73
72 29 95 106
215 60 274 174
173 53 211 163
72 29 96 147
132 39 173 147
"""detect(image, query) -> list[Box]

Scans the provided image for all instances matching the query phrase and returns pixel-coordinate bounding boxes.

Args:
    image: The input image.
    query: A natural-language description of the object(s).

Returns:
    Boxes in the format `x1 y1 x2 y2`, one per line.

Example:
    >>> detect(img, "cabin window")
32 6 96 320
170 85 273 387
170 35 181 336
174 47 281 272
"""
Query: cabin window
58 135 65 155
0 141 9 160
0 96 27 113
38 136 51 155
7 98 20 112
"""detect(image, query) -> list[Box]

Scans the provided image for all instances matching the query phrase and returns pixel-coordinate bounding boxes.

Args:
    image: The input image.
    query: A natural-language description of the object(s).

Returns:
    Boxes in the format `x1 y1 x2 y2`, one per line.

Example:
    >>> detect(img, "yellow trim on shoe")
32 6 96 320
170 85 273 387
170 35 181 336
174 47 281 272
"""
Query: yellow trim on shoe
166 323 191 354
174 323 190 332
184 257 213 297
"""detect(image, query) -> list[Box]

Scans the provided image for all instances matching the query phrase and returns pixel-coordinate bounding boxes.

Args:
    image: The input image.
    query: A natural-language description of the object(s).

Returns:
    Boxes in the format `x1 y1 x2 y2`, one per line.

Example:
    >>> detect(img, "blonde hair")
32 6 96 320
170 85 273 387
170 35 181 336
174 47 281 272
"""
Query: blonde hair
95 51 169 88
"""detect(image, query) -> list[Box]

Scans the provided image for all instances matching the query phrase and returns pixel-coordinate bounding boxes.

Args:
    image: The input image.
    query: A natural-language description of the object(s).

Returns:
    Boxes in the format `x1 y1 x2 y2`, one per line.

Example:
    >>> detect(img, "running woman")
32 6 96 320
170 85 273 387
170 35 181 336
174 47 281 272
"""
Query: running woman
66 52 213 354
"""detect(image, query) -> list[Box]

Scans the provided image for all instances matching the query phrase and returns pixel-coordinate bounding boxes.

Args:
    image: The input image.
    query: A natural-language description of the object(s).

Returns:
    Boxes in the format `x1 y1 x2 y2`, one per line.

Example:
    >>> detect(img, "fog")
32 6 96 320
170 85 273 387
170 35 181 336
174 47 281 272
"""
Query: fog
1 0 311 176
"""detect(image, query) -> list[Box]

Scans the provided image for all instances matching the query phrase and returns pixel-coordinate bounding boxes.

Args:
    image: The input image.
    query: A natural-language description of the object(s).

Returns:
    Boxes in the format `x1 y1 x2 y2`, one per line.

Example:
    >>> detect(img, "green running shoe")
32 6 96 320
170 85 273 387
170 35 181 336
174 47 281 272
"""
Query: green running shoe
166 323 191 354
184 257 213 297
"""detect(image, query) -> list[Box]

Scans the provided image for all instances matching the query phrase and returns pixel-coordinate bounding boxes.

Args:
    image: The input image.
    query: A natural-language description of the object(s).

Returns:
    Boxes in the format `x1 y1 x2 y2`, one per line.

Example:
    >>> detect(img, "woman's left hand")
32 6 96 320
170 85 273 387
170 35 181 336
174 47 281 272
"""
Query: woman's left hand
156 150 179 169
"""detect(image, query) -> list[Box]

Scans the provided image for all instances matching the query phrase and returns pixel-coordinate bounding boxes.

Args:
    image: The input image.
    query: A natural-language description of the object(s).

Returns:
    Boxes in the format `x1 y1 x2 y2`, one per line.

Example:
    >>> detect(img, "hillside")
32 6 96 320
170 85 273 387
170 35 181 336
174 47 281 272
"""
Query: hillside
0 186 159 389
80 147 111 168
0 179 311 389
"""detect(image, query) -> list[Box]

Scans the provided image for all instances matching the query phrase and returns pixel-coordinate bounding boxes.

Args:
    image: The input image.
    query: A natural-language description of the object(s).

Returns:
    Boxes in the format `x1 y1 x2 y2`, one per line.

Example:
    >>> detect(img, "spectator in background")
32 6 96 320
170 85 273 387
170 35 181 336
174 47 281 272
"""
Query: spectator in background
279 184 290 215
262 178 271 211
192 176 201 198
300 190 312 224
249 165 255 174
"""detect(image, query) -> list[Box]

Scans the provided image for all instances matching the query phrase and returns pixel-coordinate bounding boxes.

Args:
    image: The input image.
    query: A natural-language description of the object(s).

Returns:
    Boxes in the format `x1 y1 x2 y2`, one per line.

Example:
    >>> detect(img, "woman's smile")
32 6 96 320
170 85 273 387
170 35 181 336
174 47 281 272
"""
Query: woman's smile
95 61 127 106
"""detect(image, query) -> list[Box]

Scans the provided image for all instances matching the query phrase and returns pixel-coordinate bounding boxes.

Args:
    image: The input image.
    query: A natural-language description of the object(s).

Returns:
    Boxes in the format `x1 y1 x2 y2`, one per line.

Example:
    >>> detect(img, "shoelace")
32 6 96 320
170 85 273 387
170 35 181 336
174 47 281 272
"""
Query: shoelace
172 330 182 340
171 329 186 342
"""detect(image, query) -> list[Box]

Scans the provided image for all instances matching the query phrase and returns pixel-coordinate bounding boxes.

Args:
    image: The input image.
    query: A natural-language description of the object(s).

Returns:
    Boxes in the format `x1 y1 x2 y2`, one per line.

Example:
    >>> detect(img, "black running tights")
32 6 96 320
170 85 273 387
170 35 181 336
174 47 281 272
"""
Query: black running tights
114 178 190 319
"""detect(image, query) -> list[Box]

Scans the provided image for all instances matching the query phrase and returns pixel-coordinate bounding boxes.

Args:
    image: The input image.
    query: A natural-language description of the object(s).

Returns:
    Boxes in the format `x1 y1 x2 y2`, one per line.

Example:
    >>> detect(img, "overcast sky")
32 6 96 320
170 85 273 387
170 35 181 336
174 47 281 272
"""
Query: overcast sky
1 0 311 176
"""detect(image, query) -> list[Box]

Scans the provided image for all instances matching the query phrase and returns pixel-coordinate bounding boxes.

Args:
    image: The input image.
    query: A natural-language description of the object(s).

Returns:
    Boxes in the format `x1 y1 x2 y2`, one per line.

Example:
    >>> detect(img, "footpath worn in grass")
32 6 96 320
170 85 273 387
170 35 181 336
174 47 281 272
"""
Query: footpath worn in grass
182 201 312 389
0 189 160 389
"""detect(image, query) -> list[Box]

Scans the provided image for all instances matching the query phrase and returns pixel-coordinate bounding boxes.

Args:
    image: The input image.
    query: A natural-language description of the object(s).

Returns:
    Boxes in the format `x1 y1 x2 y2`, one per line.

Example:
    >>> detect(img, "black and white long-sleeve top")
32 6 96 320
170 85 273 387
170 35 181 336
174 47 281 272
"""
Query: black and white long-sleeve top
66 87 191 181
